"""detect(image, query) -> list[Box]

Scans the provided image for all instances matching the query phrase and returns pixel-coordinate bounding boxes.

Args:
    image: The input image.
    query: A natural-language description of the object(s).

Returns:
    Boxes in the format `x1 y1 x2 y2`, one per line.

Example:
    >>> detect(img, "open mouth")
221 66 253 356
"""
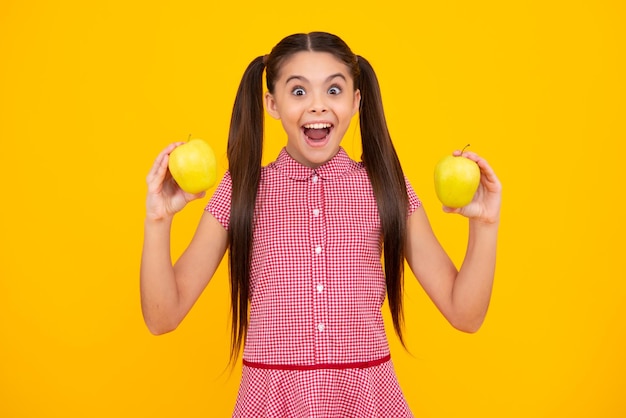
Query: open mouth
302 122 333 144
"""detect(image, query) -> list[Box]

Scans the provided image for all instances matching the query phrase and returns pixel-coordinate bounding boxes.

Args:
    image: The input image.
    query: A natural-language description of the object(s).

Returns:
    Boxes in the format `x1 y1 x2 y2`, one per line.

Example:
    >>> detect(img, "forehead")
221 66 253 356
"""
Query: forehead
276 51 353 83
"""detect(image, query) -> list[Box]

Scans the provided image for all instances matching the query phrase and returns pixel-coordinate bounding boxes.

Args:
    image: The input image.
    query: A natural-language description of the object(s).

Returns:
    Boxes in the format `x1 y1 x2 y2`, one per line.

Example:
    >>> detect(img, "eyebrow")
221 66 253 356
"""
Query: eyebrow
285 73 347 85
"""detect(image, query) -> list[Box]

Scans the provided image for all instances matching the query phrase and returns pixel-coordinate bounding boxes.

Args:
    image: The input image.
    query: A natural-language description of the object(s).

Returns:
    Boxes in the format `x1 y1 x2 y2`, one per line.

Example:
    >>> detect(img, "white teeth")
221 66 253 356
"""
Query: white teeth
304 123 332 129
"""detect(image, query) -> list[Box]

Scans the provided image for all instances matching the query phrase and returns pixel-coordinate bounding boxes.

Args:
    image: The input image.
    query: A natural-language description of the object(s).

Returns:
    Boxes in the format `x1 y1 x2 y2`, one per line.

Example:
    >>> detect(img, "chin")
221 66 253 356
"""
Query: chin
306 145 341 167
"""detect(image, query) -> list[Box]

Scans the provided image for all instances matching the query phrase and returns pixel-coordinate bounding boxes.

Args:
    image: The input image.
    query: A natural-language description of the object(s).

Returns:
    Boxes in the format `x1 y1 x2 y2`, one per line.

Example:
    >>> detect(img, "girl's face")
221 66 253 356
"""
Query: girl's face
265 51 361 168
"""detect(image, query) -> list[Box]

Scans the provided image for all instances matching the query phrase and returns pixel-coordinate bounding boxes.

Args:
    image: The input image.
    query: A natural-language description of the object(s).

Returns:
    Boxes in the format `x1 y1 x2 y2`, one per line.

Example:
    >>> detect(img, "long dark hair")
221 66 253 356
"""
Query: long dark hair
226 32 409 363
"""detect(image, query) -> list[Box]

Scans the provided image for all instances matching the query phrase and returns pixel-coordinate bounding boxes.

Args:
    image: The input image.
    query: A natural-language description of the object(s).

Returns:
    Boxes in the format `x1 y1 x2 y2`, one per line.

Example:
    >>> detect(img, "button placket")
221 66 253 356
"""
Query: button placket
308 172 328 363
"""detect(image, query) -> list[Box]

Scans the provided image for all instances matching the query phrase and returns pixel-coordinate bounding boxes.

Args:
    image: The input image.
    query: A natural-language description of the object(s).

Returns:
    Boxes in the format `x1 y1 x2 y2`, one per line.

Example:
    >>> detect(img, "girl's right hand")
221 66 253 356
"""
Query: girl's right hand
145 142 207 221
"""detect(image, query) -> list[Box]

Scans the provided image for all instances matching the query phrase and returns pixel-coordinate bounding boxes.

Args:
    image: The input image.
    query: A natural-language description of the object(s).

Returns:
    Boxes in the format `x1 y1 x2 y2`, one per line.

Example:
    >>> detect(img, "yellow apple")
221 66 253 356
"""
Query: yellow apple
168 139 217 194
434 154 480 208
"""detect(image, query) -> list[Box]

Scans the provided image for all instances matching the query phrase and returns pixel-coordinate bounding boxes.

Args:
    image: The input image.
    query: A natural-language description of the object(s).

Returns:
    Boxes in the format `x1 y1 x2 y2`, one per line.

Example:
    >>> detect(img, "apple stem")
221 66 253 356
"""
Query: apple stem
462 144 470 153
187 134 192 142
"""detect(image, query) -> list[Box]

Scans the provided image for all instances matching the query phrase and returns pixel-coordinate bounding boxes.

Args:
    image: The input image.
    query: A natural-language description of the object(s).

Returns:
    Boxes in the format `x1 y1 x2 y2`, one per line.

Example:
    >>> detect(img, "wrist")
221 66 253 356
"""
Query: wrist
469 217 500 238
470 216 499 226
145 214 174 227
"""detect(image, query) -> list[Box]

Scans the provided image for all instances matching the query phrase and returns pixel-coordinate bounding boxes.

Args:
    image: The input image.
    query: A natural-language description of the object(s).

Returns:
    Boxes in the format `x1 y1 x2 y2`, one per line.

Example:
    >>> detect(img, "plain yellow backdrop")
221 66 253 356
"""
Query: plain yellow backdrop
1 0 625 417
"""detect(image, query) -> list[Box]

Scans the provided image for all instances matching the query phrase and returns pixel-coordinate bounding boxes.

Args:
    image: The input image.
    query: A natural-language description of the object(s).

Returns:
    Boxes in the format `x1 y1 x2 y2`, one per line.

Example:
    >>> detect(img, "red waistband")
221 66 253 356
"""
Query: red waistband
242 354 391 371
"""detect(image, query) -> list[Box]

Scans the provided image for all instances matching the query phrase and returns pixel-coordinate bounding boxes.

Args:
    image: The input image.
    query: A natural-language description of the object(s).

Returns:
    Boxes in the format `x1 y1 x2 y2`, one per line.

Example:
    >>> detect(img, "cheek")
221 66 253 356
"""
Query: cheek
280 106 305 124
340 102 358 120
281 115 303 135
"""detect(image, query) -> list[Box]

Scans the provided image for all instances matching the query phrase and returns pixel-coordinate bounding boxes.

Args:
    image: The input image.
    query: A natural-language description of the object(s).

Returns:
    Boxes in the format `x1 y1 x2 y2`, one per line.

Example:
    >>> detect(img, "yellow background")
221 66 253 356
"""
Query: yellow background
1 0 624 417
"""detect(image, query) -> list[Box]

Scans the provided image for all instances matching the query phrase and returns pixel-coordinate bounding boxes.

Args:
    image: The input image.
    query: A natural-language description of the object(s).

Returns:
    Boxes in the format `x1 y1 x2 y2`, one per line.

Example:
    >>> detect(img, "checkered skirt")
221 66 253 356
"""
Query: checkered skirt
232 359 413 417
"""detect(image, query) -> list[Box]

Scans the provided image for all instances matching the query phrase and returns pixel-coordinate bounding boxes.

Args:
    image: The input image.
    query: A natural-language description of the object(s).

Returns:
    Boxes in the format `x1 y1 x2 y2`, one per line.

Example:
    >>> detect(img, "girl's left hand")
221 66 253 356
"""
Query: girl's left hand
443 150 502 224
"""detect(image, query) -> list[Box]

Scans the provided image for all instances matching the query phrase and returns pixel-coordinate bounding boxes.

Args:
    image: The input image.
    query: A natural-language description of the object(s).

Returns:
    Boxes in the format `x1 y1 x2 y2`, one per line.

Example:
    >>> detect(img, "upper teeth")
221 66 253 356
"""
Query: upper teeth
304 123 331 129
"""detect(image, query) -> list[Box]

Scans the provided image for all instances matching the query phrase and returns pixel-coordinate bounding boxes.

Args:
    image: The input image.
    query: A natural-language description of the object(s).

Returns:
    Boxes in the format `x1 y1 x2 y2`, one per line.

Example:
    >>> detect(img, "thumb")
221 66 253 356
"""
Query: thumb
442 205 461 214
190 190 207 200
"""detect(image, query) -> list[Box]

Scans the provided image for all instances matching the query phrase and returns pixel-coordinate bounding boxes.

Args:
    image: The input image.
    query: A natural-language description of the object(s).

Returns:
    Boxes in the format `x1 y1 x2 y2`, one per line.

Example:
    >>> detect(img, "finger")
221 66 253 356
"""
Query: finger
157 142 185 164
459 149 480 160
146 154 169 188
154 142 186 165
450 150 499 189
146 142 186 185
442 205 461 214
474 157 501 190
459 151 500 183
185 190 207 202
453 149 479 159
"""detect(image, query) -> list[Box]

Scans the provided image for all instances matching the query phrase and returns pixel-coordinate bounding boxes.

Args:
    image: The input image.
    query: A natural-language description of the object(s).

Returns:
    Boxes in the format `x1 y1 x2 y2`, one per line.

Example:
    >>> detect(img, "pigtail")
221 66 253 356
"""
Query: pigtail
357 55 409 347
227 56 265 363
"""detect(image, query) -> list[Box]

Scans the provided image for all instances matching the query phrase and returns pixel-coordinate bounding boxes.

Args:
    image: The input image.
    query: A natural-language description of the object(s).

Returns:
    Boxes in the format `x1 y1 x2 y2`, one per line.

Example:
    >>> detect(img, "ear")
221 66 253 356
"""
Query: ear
352 89 361 117
265 92 281 120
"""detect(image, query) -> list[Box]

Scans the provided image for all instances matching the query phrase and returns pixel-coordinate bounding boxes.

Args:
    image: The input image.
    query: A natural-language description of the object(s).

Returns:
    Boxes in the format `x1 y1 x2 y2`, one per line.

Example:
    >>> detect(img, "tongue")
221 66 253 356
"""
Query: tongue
304 128 329 140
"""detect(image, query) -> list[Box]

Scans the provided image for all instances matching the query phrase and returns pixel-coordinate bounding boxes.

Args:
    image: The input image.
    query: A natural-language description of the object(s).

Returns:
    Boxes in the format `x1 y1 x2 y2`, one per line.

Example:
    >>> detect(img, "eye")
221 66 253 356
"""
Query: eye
328 86 342 95
291 87 306 96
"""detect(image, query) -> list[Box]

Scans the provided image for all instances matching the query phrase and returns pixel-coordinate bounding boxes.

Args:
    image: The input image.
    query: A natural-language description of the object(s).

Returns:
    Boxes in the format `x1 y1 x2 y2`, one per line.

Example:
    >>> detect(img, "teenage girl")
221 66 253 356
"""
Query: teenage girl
141 31 502 417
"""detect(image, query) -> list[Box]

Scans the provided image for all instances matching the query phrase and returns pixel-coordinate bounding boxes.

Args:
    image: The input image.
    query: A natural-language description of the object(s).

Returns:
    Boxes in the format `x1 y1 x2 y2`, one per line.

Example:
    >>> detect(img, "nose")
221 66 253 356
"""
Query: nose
309 92 328 114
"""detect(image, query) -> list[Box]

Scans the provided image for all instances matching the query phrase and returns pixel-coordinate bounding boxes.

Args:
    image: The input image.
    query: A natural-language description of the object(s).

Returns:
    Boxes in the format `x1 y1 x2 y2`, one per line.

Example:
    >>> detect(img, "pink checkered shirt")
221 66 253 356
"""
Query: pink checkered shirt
206 147 421 369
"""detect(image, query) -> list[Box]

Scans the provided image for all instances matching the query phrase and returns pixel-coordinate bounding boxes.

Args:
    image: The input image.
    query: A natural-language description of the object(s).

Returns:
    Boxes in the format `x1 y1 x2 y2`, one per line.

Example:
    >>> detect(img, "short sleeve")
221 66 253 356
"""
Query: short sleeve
405 176 422 215
205 171 232 230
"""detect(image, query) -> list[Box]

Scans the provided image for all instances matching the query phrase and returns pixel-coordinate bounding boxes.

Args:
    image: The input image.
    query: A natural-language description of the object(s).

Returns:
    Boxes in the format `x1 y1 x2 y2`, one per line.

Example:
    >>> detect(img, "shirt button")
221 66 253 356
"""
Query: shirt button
312 208 320 217
312 175 318 183
317 323 325 332
316 284 324 293
315 246 322 254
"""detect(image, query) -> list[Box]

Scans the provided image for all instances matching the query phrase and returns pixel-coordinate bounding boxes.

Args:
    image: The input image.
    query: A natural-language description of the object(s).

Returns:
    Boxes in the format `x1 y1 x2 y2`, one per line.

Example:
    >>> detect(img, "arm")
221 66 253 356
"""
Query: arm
405 150 501 333
140 143 228 335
